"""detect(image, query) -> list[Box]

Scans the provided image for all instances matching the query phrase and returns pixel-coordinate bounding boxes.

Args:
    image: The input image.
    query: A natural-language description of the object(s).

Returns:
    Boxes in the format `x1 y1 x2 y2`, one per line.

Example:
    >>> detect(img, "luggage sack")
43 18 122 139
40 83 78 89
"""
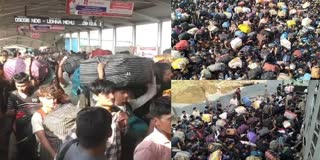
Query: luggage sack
63 55 85 75
208 63 226 72
80 54 153 86
263 63 279 72
43 104 80 149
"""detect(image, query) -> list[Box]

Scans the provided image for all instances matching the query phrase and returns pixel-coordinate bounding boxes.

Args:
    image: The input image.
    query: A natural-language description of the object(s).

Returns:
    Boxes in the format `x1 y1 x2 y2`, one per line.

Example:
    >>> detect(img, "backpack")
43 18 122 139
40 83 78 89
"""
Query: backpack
56 139 79 160
15 103 41 160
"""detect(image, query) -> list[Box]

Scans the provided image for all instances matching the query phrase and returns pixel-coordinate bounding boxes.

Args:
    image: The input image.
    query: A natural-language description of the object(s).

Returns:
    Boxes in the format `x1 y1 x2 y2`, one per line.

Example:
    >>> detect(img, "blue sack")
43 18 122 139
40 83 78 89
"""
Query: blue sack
242 97 251 107
281 32 288 40
222 21 230 28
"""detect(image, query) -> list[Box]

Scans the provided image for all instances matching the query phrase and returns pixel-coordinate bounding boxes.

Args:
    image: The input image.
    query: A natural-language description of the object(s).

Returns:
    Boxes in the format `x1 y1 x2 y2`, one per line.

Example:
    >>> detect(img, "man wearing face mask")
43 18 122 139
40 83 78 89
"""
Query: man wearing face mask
31 84 68 160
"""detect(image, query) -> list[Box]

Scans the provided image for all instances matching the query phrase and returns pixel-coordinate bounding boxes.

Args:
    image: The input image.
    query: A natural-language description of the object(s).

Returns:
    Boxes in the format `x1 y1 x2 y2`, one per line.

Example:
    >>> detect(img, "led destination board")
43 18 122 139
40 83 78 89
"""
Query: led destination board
14 16 101 27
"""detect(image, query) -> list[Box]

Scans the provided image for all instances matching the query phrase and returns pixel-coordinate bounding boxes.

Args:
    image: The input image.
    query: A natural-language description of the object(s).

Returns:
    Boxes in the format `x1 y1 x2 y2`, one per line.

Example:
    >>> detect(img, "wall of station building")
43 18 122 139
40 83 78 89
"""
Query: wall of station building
62 20 171 56
303 81 320 160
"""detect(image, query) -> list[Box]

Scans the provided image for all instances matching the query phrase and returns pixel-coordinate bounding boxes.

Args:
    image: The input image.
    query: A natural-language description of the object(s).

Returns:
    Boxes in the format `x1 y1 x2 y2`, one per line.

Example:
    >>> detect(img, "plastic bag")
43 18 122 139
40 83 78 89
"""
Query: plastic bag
172 58 189 70
239 24 252 33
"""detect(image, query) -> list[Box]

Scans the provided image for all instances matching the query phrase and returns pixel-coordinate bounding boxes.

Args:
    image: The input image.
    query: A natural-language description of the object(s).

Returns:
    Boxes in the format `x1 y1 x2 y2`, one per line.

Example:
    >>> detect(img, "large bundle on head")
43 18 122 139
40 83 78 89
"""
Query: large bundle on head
3 57 49 82
63 53 86 75
79 54 153 87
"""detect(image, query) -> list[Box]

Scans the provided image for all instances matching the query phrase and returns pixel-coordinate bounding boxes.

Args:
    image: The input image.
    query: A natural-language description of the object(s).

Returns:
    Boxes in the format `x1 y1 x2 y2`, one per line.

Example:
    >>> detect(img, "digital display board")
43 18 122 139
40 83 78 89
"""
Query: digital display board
14 16 102 27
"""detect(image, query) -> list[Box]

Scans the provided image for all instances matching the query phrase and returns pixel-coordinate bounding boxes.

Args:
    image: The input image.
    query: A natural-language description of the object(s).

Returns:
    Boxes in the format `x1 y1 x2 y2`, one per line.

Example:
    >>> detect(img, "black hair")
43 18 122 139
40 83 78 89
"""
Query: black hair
13 72 29 84
89 79 116 95
76 107 112 149
149 96 171 118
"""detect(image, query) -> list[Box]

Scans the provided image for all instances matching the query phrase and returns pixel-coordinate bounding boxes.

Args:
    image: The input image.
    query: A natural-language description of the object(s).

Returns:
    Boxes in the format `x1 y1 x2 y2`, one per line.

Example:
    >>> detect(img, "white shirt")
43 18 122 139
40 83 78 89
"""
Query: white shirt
192 110 200 117
180 113 190 120
230 98 239 106
31 112 44 135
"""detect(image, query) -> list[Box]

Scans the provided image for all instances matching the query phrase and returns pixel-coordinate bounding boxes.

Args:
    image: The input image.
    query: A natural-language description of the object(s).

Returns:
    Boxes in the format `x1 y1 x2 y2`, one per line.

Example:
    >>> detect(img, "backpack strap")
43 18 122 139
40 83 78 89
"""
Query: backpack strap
56 139 78 160
37 109 46 120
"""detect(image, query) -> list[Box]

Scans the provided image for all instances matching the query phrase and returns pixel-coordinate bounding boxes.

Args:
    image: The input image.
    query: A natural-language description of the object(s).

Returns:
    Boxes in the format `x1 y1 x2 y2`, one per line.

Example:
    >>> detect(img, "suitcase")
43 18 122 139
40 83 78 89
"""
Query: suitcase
80 55 153 86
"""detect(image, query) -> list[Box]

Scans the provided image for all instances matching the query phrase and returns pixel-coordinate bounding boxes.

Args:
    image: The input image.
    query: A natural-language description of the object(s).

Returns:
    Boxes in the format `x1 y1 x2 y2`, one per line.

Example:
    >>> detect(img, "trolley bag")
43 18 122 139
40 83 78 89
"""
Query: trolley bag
208 63 226 72
80 54 153 86
63 54 85 75
311 66 320 79
42 103 80 150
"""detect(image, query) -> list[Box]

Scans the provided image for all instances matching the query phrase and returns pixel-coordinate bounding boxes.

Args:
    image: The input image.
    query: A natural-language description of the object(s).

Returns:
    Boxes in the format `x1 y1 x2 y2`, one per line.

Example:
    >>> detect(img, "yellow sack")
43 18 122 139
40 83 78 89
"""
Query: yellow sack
238 24 251 33
234 6 243 14
287 20 296 28
208 150 223 160
302 2 311 9
202 114 212 123
171 58 189 70
153 55 174 63
224 12 232 19
256 0 263 4
311 67 320 79
277 2 285 8
278 11 286 17
253 101 261 109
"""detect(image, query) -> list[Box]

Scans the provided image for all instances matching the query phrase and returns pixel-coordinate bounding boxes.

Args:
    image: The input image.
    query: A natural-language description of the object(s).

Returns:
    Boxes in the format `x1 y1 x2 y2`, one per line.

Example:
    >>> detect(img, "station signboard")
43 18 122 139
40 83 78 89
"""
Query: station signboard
14 16 101 27
66 0 134 17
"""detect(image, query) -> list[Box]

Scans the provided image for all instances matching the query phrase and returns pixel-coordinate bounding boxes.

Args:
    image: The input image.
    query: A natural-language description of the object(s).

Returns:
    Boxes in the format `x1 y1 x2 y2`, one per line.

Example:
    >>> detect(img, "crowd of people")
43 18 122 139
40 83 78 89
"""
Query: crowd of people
172 83 305 160
171 0 320 80
0 48 172 160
